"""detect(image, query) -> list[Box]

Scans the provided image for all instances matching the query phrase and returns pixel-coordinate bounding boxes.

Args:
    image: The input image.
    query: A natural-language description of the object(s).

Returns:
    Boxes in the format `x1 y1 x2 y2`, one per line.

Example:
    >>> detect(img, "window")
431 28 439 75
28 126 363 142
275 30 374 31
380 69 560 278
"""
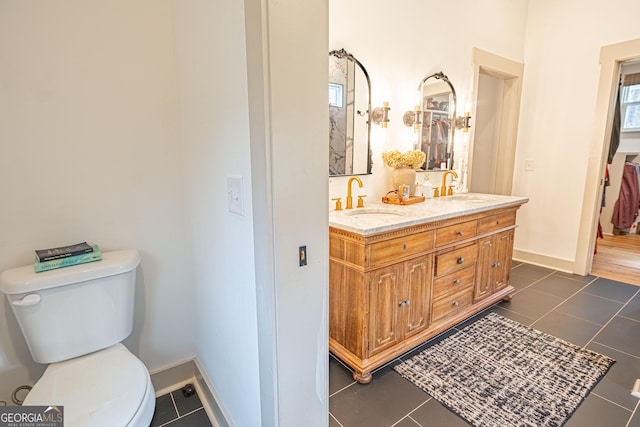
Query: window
329 83 343 108
622 73 640 132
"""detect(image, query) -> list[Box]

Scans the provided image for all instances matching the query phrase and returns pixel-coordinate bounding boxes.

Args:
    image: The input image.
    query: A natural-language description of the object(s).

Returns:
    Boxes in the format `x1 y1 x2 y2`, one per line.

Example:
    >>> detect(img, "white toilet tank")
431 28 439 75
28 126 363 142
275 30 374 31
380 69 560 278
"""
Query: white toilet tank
0 250 141 364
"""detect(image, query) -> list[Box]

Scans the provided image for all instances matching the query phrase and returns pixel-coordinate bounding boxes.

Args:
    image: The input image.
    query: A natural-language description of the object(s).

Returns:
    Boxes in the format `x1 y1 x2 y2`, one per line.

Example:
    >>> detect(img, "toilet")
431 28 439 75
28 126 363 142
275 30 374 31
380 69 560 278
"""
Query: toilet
0 249 155 427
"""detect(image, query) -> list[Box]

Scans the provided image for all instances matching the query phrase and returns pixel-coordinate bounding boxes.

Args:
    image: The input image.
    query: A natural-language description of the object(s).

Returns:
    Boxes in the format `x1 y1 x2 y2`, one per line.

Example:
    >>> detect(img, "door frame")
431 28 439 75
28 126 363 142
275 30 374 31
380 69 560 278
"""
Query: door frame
574 38 640 275
468 48 524 195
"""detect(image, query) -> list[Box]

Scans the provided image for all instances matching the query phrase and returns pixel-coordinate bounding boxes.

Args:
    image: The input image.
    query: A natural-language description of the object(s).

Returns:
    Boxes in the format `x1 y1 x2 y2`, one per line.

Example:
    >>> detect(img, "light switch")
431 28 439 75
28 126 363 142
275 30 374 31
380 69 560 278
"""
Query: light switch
226 176 244 216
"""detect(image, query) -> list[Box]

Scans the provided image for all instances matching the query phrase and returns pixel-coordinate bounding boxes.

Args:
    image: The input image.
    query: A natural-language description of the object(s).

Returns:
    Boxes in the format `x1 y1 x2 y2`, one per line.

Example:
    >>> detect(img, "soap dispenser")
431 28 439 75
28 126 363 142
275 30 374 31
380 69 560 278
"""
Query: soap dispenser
423 174 433 199
414 179 423 197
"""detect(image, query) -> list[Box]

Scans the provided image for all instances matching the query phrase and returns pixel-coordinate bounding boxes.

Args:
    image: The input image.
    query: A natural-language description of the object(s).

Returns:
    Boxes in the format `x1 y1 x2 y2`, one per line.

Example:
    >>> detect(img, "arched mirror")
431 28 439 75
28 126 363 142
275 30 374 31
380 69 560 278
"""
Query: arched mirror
329 49 372 176
404 72 457 171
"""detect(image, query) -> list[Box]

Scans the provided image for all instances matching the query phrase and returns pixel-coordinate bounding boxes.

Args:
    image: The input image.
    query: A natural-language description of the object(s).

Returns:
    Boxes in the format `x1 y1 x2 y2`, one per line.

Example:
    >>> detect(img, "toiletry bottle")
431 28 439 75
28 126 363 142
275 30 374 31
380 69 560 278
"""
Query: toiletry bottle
423 174 433 199
414 180 423 197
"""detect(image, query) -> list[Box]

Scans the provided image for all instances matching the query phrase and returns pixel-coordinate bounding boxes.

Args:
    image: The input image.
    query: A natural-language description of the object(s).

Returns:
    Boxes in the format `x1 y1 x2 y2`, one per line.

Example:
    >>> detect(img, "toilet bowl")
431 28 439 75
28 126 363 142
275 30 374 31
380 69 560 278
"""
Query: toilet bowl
23 344 155 427
0 250 155 427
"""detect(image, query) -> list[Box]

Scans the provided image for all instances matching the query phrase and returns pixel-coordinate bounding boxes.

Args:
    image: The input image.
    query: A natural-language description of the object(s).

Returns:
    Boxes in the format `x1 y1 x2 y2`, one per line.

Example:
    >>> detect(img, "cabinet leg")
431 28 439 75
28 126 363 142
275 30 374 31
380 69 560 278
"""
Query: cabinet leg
353 371 372 384
502 293 513 302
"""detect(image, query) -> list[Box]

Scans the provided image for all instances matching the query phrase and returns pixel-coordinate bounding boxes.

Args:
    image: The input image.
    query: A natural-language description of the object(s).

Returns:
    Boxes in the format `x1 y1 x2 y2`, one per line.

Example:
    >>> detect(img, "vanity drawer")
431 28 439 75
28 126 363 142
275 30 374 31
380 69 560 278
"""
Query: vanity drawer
367 231 434 267
434 243 478 277
431 287 473 323
435 220 477 247
433 264 475 299
477 210 516 234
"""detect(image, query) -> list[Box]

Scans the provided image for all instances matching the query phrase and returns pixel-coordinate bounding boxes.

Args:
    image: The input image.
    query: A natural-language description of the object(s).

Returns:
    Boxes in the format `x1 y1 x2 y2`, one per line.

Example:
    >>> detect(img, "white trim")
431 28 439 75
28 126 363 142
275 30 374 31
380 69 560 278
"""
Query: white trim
149 357 232 427
512 249 575 274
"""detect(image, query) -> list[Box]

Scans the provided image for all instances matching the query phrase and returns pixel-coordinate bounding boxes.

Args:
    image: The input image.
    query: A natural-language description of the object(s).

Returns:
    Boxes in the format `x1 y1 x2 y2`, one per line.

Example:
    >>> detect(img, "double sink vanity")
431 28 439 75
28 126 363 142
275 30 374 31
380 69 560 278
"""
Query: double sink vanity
328 48 528 383
329 193 528 383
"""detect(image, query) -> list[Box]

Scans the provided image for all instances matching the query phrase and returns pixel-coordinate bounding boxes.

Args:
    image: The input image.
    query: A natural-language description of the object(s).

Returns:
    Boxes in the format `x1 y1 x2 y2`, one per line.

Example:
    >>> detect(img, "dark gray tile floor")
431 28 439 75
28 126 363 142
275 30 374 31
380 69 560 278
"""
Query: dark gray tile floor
329 262 640 427
151 384 213 427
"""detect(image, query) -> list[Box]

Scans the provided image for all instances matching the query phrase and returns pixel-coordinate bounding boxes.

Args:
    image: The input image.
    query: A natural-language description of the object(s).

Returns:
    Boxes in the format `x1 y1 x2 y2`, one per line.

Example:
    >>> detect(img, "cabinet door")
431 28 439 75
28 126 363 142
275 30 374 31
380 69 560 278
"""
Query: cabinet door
368 265 402 356
474 237 493 302
400 255 433 339
475 230 514 302
493 230 514 292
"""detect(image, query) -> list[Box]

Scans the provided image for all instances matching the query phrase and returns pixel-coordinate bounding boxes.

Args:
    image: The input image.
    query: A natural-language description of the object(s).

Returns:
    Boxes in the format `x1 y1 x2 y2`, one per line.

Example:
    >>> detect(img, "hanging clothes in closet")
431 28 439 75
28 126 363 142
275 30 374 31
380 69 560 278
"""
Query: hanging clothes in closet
611 162 640 233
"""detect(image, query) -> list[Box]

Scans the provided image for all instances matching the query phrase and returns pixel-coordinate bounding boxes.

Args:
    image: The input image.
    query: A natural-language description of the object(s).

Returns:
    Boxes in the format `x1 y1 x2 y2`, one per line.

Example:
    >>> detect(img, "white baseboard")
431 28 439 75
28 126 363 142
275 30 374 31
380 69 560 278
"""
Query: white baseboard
512 248 577 274
150 358 231 427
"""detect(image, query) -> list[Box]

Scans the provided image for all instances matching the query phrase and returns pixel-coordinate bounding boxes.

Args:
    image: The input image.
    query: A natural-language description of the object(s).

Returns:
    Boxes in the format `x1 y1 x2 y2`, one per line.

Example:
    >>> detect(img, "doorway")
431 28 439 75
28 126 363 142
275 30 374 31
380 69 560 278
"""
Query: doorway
575 38 640 277
590 61 640 286
468 48 524 195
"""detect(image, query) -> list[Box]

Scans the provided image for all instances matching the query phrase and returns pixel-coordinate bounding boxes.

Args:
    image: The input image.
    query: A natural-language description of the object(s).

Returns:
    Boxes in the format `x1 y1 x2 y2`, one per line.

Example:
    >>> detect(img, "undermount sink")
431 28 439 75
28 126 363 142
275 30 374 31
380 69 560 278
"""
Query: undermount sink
343 208 407 217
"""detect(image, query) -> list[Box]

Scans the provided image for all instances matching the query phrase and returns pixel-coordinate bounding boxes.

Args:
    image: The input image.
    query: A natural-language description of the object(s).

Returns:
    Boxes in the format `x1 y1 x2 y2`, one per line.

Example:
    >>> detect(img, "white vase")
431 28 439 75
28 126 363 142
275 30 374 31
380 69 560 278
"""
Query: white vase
391 166 417 194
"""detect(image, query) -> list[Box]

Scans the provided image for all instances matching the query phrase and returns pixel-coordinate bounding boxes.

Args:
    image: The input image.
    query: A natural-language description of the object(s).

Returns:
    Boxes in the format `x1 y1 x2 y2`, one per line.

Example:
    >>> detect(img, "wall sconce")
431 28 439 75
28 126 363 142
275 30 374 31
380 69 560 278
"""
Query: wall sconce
403 107 422 130
455 111 472 132
456 99 472 132
371 102 390 128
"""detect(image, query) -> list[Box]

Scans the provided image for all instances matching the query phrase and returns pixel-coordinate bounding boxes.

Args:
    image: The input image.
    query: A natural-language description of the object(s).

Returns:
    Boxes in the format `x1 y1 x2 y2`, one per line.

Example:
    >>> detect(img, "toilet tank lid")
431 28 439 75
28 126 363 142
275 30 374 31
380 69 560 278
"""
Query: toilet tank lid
0 249 140 295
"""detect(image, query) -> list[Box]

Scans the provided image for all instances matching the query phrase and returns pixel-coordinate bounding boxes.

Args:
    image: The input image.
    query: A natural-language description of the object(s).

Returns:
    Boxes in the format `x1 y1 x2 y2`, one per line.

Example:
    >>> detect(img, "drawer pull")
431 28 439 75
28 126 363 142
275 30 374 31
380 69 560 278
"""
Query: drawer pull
453 279 461 285
403 244 407 250
398 300 410 307
456 231 464 236
452 301 460 307
457 257 465 265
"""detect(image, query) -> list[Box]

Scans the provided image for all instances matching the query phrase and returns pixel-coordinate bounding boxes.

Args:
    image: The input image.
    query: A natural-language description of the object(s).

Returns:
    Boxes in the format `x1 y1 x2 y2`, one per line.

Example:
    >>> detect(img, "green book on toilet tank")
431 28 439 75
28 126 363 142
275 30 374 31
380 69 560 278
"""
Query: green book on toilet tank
34 245 102 273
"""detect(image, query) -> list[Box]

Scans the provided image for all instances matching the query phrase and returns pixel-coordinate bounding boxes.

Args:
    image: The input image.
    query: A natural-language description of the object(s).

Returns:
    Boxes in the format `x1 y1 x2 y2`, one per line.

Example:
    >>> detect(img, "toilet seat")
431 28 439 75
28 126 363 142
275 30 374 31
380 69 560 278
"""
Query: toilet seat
23 343 154 427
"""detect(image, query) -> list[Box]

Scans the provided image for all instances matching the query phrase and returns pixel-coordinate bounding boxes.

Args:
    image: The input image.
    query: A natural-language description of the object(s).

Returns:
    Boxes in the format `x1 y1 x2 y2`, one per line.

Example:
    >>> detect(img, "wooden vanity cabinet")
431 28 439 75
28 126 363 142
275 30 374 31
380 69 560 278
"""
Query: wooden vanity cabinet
329 205 523 384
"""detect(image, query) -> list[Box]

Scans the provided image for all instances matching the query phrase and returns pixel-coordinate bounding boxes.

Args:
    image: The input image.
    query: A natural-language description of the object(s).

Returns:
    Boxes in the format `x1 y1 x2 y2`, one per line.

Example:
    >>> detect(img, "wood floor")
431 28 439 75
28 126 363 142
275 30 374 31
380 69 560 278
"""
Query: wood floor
591 233 640 286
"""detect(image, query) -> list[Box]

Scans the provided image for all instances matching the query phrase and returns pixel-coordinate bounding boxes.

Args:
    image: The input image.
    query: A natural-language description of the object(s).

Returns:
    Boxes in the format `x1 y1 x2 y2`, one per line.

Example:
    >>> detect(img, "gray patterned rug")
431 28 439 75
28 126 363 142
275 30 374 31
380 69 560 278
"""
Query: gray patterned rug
394 312 615 427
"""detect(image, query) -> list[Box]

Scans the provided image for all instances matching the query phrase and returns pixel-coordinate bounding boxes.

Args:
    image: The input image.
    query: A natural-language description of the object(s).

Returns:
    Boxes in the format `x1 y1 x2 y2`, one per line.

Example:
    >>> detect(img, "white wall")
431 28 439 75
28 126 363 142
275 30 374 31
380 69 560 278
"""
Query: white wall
513 0 640 268
172 0 329 424
328 0 529 205
0 1 196 401
264 0 330 423
170 0 263 425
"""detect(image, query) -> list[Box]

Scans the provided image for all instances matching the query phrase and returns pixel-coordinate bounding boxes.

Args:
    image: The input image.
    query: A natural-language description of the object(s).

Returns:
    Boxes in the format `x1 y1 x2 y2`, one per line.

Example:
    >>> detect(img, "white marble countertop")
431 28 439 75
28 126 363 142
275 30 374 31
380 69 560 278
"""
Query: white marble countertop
329 193 529 235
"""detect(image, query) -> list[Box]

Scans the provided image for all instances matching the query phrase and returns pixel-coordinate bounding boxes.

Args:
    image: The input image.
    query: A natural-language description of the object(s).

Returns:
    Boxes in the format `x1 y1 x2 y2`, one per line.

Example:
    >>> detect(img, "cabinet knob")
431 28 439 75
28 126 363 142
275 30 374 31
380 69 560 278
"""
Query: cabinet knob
456 230 464 236
402 244 407 250
492 262 501 268
453 278 461 285
398 300 410 307
452 301 460 307
457 257 464 264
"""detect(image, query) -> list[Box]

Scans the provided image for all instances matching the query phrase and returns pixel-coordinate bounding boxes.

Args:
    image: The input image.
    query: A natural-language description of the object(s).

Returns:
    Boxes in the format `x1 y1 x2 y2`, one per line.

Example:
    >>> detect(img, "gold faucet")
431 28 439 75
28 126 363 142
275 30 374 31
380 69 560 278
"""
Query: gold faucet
440 170 458 197
346 176 363 209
